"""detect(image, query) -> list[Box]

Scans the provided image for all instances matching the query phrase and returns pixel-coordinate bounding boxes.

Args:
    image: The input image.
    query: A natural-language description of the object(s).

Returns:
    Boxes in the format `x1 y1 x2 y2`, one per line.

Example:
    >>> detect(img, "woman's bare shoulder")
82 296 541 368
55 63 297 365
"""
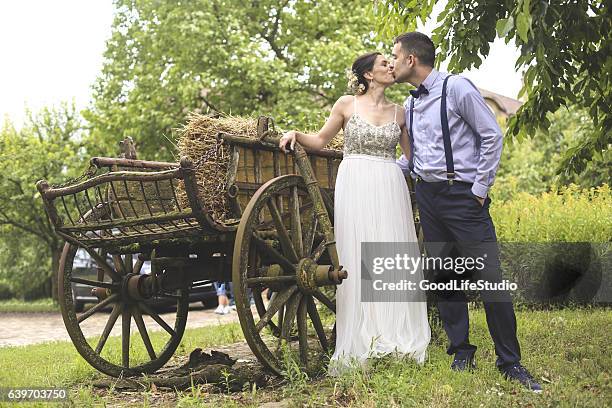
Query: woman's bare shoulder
336 95 354 106
332 95 355 116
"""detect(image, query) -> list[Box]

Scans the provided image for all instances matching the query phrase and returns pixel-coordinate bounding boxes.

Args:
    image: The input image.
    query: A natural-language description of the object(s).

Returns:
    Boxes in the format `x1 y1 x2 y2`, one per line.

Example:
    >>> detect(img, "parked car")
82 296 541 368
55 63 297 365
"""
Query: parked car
71 249 217 312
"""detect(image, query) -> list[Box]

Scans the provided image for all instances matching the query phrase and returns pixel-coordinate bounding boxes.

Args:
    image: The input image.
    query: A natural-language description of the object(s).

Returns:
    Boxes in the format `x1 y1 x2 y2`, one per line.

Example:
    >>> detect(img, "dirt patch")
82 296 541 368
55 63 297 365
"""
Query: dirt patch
92 348 272 392
89 341 289 407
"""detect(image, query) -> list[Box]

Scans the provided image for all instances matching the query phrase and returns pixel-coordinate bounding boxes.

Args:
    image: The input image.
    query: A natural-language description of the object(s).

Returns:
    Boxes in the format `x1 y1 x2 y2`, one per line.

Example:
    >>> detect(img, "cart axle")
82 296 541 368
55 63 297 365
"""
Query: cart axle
296 258 347 294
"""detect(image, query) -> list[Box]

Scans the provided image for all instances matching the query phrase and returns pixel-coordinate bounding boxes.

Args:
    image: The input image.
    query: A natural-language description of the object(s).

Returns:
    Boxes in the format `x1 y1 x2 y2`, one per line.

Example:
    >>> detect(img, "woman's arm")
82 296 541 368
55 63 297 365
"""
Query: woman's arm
397 106 411 160
398 126 411 160
279 95 351 152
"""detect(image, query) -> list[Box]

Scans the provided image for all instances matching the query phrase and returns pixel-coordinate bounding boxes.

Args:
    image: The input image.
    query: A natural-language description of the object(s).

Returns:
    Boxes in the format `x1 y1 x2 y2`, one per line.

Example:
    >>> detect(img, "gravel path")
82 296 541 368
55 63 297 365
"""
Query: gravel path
0 304 242 347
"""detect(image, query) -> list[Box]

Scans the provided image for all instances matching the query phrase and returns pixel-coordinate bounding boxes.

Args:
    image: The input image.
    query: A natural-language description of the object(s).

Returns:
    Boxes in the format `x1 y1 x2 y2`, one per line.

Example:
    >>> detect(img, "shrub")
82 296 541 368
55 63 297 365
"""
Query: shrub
489 184 611 306
0 280 13 300
491 183 611 242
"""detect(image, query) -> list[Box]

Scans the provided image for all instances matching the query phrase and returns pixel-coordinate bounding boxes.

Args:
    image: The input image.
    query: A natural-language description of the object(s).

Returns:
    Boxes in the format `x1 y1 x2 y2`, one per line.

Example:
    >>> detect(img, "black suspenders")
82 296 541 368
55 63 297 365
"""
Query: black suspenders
440 75 455 183
408 74 455 184
408 98 415 174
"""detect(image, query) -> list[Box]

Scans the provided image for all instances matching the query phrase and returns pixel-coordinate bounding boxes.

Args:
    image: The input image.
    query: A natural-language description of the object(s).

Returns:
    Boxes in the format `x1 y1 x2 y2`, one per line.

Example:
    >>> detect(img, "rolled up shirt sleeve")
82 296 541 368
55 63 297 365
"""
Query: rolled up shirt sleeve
396 153 410 175
453 78 503 198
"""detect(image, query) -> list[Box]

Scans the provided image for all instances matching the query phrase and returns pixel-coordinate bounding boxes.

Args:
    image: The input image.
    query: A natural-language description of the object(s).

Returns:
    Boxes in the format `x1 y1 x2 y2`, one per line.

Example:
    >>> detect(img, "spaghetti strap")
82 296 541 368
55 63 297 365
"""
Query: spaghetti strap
394 104 398 123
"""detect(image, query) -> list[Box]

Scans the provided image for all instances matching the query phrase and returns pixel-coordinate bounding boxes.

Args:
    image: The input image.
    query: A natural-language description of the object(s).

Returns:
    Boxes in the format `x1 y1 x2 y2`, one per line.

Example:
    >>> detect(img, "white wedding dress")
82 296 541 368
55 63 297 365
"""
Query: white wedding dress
329 97 431 375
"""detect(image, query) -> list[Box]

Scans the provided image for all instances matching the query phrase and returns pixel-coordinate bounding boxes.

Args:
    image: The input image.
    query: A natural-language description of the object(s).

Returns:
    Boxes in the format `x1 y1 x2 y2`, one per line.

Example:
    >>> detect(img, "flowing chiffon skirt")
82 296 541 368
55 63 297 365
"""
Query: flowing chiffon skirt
329 154 431 376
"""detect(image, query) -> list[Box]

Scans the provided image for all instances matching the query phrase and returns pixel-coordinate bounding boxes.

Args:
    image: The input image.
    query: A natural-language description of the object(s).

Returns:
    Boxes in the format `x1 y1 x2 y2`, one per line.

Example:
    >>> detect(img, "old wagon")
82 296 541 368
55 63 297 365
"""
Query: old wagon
36 117 354 378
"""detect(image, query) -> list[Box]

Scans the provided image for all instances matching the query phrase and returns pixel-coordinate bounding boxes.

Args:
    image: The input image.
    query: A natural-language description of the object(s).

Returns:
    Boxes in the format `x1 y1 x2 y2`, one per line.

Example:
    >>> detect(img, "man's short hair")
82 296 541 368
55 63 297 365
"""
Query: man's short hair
394 32 435 68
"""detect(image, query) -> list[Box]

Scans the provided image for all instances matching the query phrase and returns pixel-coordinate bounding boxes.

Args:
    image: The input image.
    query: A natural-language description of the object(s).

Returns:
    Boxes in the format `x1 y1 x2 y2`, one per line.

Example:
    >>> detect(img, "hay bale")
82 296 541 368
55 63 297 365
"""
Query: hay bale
176 113 343 224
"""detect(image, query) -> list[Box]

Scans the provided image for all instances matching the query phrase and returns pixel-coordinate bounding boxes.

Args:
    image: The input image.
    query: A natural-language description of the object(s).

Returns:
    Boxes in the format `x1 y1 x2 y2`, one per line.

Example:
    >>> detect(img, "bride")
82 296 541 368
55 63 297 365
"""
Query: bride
279 52 430 375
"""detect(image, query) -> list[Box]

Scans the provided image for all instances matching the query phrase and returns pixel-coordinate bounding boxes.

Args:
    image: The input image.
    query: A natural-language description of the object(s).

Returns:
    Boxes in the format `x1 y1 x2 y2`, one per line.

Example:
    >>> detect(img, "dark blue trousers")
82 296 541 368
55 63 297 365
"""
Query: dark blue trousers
415 179 521 368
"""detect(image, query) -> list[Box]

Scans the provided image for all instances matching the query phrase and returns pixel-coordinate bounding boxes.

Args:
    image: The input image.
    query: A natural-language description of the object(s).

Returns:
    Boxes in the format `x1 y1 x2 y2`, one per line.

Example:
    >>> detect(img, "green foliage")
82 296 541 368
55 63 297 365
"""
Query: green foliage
491 184 611 242
0 102 85 299
0 237 51 299
85 0 400 160
279 342 310 399
0 279 13 300
495 107 611 200
375 0 610 177
490 183 610 306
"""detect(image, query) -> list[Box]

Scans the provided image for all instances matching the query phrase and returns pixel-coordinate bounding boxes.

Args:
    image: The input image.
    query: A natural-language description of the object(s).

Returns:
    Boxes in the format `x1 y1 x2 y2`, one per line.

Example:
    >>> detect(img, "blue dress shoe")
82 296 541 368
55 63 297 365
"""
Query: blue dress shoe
500 363 542 393
451 355 476 371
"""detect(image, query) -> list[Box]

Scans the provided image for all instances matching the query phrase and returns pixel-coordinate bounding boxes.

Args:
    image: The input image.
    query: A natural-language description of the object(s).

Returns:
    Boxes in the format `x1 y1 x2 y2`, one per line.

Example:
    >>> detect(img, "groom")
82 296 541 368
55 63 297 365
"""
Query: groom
390 32 541 392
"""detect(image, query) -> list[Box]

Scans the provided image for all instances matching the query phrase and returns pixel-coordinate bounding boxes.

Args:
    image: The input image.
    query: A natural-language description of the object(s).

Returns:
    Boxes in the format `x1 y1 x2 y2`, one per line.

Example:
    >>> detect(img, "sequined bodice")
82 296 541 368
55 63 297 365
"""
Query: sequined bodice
342 113 401 159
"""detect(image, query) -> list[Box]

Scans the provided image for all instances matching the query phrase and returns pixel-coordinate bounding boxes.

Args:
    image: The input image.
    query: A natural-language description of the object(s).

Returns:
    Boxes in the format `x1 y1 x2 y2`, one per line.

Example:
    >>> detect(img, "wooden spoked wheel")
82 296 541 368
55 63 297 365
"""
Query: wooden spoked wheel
58 210 189 378
233 175 343 376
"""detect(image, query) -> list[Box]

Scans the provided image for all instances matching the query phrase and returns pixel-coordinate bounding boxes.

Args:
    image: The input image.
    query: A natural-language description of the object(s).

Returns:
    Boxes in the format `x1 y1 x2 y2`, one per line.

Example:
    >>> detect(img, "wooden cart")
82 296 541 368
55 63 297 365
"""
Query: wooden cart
36 117 352 378
37 116 421 378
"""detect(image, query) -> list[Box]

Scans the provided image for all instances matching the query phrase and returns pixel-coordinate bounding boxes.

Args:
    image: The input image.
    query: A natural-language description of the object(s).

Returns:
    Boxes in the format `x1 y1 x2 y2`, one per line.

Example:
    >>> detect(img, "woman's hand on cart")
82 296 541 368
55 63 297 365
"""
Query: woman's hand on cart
279 131 297 153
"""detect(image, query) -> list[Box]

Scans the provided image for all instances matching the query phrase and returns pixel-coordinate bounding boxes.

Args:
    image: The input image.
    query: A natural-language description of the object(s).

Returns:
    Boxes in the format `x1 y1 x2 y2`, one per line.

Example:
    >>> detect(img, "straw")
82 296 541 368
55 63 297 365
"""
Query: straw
176 113 343 224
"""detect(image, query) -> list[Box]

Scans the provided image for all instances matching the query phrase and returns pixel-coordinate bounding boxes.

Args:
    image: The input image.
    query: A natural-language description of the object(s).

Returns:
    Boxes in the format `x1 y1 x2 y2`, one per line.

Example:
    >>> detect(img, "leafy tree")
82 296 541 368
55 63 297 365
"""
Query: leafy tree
495 107 611 201
86 0 397 160
375 0 610 177
0 234 51 299
0 103 85 299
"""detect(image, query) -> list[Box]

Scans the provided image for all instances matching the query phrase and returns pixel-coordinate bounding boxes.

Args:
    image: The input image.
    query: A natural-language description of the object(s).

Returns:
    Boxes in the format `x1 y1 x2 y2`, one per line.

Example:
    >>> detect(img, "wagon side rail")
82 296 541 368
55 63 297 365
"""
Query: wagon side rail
215 117 343 222
35 158 228 249
89 156 179 170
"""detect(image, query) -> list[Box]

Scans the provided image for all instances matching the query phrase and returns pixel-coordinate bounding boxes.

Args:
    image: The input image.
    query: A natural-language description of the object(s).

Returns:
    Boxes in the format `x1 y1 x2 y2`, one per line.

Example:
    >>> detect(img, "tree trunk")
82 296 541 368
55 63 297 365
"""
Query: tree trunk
50 246 61 301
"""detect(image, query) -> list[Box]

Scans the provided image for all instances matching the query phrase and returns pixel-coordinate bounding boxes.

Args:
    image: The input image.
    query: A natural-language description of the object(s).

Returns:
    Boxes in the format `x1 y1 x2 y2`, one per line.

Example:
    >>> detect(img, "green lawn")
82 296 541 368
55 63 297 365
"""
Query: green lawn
0 308 610 407
0 298 60 313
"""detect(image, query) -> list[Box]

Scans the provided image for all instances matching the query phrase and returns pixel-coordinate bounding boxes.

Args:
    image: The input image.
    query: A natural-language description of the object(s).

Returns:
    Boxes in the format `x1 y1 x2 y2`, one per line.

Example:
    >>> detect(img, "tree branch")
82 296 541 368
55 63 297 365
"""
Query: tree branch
0 214 50 244
261 0 292 65
199 95 220 113
4 178 54 239
301 87 334 104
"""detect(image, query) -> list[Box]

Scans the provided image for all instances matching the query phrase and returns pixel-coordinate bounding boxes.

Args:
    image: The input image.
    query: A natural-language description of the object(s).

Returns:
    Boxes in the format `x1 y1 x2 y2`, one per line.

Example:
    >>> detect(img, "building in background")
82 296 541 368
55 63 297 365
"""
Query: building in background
479 88 523 119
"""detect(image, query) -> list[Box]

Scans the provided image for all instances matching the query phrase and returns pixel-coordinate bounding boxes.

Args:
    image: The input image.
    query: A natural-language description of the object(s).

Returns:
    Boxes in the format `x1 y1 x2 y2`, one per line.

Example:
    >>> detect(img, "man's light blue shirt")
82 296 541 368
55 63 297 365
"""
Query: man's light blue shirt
396 69 503 198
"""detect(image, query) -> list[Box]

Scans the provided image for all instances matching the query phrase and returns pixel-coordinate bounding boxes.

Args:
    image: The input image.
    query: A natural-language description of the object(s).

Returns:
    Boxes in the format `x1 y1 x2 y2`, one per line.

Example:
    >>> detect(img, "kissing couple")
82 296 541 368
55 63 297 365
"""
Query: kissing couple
279 31 541 392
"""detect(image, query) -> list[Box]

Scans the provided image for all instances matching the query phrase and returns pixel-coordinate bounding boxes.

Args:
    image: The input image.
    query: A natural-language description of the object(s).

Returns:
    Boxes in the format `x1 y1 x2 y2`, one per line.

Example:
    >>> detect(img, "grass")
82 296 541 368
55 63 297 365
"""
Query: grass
0 322 244 407
0 298 60 313
293 306 612 408
0 308 610 407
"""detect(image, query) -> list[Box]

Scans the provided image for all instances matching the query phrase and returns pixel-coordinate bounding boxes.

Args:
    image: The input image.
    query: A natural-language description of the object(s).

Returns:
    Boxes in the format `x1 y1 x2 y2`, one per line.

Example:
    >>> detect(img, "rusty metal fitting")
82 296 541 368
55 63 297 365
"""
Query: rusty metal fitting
296 258 346 292
296 258 318 294
328 267 348 284
126 274 154 300
91 287 111 300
